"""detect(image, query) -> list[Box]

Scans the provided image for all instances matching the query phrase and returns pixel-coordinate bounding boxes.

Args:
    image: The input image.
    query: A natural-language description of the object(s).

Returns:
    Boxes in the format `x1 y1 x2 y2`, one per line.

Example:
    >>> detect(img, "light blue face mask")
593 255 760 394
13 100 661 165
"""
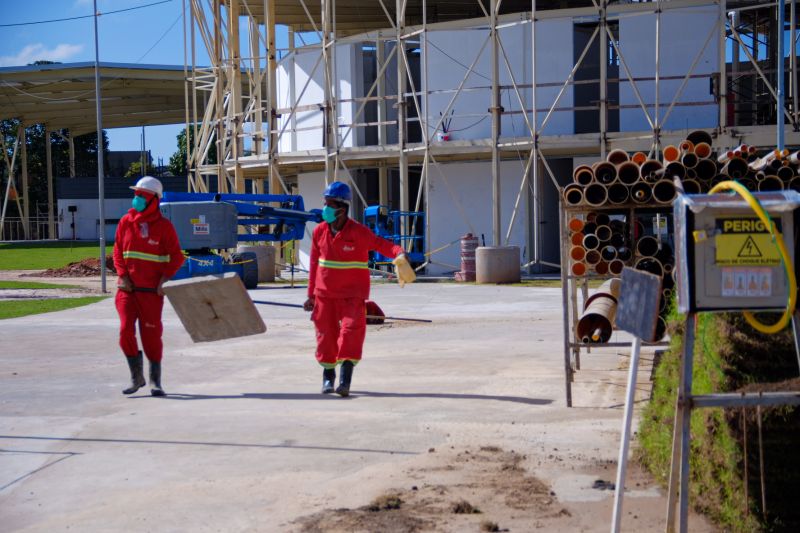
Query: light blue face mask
132 195 148 212
322 205 339 223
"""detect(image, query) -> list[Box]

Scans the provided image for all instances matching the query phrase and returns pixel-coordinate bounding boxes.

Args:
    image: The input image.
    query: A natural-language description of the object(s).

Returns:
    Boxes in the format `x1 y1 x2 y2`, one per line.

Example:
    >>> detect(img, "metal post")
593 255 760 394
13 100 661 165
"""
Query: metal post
560 200 572 407
791 311 800 373
490 0 501 246
531 0 539 267
93 0 107 292
678 313 695 532
229 0 244 193
665 312 695 533
654 0 662 154
20 122 29 239
377 38 389 205
397 0 409 217
266 0 281 197
611 336 643 533
141 126 146 176
719 0 728 130
779 0 786 149
792 0 799 127
423 0 431 265
45 127 54 239
599 1 608 159
323 0 335 185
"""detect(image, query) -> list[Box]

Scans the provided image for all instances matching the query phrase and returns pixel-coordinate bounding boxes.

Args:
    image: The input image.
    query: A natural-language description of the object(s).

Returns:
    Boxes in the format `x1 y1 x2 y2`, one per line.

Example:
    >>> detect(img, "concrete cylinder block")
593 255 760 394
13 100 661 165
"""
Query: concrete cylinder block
475 246 520 284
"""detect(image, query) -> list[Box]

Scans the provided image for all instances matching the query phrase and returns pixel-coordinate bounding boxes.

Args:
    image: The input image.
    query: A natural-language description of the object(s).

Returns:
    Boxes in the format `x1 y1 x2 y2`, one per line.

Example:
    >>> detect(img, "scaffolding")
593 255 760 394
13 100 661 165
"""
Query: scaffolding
182 0 800 273
3 1 800 250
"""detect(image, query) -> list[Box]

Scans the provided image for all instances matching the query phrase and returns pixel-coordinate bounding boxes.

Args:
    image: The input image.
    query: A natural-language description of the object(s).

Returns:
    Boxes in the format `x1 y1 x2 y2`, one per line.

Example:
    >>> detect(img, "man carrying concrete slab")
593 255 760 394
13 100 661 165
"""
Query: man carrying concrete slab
114 177 185 397
303 181 412 396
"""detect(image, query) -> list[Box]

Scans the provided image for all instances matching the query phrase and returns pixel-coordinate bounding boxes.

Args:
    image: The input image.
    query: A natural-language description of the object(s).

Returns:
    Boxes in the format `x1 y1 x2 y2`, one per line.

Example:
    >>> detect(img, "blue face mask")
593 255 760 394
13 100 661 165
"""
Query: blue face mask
132 195 148 212
322 205 339 223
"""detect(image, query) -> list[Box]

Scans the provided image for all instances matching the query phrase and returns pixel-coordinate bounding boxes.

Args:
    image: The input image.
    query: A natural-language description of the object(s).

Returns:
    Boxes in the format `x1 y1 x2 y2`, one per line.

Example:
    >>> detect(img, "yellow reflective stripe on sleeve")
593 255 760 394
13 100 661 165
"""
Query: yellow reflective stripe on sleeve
123 251 170 263
318 258 368 270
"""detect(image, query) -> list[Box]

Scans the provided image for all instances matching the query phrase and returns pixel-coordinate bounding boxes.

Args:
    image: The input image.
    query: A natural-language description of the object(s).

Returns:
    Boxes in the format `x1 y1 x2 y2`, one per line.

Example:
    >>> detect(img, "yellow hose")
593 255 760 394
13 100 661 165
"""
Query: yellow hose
708 181 797 333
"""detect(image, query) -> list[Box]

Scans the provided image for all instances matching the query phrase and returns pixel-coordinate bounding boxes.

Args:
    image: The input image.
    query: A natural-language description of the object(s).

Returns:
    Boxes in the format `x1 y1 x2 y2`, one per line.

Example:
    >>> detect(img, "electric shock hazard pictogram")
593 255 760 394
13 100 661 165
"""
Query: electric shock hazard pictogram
737 235 762 258
714 217 781 266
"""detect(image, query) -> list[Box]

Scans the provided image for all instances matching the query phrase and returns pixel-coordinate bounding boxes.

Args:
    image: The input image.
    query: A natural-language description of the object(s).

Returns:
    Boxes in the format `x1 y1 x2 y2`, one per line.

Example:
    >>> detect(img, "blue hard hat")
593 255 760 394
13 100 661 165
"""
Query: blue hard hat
323 181 352 203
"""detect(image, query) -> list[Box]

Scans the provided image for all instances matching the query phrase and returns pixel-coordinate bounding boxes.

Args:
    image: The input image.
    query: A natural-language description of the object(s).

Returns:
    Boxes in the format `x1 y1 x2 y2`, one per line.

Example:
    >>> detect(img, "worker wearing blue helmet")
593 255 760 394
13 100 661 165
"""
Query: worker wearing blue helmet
303 181 408 396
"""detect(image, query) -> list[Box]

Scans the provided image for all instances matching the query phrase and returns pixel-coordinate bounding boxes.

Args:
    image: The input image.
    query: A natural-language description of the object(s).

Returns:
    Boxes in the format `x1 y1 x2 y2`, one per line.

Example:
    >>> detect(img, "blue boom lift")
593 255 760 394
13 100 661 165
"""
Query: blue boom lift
160 192 321 289
363 205 425 268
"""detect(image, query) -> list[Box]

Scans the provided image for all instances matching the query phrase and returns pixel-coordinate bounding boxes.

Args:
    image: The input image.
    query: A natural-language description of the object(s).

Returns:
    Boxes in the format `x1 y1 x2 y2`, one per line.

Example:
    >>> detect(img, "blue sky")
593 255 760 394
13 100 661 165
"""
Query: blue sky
2 0 287 165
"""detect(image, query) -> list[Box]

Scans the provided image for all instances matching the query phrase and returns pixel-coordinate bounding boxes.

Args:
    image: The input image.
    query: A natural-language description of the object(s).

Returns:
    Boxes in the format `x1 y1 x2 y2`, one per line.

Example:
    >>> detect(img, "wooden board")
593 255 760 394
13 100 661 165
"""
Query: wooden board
616 267 663 342
162 273 266 343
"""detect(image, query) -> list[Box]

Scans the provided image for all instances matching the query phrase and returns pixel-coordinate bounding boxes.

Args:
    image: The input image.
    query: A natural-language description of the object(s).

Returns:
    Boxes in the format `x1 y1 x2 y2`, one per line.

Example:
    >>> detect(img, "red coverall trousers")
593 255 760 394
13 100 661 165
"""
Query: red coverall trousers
311 296 366 368
115 290 165 362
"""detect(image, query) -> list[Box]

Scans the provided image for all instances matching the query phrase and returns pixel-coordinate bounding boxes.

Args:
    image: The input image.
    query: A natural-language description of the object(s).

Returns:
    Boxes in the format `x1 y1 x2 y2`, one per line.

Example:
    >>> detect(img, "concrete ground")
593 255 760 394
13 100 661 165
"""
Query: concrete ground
0 277 715 532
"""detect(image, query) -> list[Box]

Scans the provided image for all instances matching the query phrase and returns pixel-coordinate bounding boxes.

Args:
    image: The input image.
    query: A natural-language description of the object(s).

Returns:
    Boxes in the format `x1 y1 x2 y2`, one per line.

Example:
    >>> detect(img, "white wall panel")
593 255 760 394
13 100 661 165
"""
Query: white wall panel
426 160 530 275
619 5 718 132
422 17 574 143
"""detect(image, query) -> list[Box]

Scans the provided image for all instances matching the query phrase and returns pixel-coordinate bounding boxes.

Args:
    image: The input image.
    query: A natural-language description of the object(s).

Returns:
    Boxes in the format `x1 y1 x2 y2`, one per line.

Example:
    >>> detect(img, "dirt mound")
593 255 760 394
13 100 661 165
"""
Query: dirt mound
31 257 116 277
294 446 565 533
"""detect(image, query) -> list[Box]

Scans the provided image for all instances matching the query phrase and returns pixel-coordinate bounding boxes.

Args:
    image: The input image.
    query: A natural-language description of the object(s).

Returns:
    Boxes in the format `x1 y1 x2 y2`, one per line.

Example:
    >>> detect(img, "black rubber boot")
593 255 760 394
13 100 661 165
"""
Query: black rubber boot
122 351 146 395
149 361 166 397
335 361 354 397
321 368 336 394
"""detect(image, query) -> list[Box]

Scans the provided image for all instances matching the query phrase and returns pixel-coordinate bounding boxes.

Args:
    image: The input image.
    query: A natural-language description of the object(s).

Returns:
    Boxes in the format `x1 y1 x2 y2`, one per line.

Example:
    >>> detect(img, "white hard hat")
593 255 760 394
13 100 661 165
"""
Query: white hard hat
130 176 163 198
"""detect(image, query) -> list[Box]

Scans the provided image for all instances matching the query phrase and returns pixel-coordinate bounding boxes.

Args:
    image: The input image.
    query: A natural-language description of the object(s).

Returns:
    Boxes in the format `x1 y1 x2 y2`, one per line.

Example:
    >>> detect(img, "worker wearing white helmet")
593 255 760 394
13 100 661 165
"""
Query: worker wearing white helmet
113 176 184 397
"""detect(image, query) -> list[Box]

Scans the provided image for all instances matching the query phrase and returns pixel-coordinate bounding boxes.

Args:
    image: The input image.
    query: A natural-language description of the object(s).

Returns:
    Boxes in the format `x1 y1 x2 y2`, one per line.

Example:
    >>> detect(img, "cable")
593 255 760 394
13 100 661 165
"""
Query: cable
0 0 173 28
708 180 797 334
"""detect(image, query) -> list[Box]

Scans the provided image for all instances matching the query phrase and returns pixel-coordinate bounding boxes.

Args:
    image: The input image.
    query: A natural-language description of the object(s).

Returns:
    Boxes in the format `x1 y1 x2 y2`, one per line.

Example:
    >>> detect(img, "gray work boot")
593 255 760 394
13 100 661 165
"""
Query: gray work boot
149 361 166 397
322 368 336 394
335 361 354 397
122 351 146 395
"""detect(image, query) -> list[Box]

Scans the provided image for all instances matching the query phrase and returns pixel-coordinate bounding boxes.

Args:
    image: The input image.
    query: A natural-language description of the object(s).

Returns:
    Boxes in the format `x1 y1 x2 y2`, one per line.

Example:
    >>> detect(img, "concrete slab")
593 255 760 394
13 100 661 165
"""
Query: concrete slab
162 273 266 343
0 282 715 532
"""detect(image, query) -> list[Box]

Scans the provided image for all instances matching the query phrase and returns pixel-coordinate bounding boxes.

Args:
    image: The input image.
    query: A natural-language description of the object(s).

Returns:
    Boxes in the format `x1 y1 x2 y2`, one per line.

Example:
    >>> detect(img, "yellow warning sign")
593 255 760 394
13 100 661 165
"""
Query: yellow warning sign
714 217 781 266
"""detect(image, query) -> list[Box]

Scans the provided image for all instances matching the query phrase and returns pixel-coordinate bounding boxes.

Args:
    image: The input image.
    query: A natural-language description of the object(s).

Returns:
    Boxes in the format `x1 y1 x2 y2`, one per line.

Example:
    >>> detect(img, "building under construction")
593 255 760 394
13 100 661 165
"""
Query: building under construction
3 1 800 274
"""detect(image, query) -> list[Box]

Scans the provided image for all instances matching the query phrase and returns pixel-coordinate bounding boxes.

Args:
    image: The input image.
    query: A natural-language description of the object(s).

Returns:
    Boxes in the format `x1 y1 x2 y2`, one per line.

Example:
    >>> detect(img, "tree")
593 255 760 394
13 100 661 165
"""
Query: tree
124 160 156 178
1 119 109 216
168 126 216 176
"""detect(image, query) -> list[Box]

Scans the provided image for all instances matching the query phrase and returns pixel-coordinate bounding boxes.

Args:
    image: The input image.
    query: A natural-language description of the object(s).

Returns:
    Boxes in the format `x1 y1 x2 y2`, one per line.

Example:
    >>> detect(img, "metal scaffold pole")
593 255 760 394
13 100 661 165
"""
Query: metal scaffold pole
490 0 501 246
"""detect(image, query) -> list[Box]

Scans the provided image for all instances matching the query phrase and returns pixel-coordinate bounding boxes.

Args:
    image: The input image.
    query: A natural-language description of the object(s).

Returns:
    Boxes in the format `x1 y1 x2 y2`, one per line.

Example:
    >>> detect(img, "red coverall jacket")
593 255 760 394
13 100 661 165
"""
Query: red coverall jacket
308 218 404 300
113 201 184 361
113 202 184 289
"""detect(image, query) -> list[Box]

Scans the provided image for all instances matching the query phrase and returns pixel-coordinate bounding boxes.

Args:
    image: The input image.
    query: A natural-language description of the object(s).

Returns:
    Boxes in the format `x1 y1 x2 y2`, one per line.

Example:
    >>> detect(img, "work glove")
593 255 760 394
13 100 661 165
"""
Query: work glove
392 253 416 288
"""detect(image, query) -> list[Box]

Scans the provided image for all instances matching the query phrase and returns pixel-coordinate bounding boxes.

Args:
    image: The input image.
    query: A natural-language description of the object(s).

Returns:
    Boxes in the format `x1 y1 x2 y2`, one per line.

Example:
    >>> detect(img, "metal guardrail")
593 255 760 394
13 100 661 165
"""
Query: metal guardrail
0 218 58 241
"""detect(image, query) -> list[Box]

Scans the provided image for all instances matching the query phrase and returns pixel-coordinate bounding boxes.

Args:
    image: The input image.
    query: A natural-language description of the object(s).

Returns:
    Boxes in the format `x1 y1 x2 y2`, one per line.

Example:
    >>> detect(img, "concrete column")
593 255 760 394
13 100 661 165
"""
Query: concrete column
68 134 76 178
45 127 54 239
20 122 29 239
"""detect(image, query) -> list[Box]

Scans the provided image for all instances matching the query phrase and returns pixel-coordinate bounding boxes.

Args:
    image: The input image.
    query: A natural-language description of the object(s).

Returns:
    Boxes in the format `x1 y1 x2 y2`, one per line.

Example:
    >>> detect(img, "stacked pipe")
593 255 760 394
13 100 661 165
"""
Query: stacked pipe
564 133 800 209
567 213 631 277
576 278 620 343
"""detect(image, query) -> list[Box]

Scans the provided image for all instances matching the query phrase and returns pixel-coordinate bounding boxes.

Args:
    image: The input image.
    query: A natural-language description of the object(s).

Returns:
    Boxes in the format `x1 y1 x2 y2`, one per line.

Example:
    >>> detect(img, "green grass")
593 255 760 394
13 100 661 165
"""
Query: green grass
636 306 761 532
0 241 113 270
0 281 82 289
0 296 108 320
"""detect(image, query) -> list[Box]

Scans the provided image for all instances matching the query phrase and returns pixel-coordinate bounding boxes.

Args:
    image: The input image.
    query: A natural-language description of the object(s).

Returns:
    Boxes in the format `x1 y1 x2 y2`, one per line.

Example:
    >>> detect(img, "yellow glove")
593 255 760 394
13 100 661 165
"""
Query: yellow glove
392 253 416 288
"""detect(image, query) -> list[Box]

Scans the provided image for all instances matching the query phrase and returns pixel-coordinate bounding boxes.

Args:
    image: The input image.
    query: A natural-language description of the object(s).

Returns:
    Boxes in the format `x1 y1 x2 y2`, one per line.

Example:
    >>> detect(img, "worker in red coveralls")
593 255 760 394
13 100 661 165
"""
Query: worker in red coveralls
113 177 184 397
303 181 408 397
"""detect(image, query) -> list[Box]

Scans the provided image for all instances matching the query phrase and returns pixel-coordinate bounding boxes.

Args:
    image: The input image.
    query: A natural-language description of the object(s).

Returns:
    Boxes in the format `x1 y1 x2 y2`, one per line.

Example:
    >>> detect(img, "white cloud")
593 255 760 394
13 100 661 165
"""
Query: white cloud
0 43 84 67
